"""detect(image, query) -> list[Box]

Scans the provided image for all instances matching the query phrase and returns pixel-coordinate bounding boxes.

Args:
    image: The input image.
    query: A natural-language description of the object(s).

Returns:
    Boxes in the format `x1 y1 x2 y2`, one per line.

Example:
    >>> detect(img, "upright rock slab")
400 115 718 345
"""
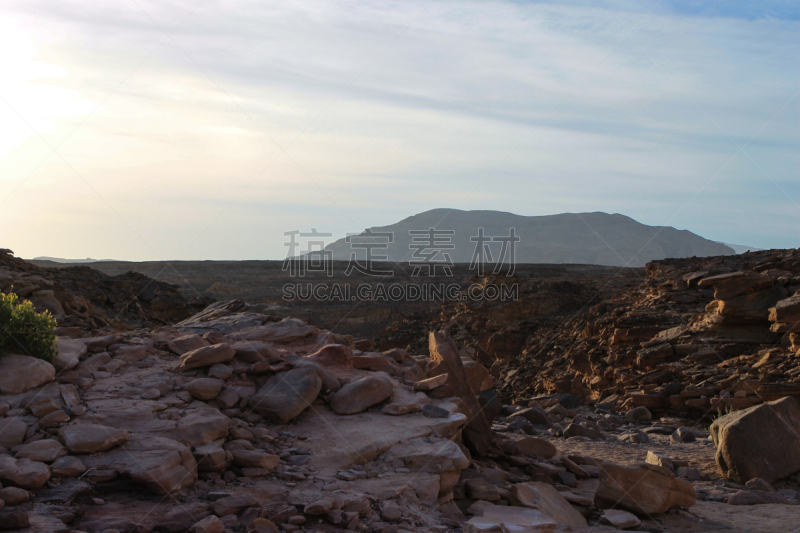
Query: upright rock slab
710 396 800 484
428 331 493 456
249 367 322 423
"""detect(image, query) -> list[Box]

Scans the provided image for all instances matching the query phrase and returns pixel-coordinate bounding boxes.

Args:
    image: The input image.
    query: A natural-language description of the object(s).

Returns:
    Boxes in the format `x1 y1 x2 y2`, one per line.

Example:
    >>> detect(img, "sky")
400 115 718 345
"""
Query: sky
0 0 797 261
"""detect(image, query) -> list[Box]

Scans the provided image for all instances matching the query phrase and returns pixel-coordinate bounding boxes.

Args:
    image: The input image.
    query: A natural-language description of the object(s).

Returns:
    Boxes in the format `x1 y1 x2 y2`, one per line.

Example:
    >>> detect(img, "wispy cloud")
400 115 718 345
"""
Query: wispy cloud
0 0 797 260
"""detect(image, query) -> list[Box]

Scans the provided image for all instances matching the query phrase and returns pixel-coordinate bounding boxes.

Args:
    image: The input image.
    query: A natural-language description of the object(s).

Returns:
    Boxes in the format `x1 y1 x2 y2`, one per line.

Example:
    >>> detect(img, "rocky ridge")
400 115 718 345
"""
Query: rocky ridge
2 250 800 532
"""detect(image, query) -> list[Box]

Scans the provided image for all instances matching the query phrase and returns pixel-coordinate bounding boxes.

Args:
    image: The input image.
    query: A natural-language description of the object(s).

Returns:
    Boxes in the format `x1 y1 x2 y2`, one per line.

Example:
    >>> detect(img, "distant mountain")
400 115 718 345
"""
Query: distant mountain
31 257 120 263
322 209 735 267
718 243 764 254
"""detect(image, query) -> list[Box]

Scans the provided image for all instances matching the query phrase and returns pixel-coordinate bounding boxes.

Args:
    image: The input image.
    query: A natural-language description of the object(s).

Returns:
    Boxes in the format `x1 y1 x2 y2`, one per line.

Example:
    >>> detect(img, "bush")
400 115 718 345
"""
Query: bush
0 291 57 361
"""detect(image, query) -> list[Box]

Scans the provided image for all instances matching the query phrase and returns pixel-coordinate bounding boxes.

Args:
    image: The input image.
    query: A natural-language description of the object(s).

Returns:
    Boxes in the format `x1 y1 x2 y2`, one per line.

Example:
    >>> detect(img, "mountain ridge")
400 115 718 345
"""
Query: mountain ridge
322 209 736 267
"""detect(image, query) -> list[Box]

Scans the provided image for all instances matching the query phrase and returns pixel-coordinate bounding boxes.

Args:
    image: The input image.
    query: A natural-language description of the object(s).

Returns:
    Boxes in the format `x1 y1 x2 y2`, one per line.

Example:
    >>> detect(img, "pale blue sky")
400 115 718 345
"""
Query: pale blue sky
0 0 797 260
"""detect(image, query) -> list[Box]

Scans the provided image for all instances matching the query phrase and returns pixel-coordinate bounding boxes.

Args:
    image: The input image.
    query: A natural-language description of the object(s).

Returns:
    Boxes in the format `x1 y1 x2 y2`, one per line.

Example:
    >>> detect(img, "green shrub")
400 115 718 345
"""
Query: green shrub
0 291 57 361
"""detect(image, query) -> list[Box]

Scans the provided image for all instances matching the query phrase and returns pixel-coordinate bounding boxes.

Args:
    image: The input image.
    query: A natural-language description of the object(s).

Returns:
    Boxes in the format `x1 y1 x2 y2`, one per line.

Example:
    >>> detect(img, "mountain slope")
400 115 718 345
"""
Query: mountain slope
323 209 735 267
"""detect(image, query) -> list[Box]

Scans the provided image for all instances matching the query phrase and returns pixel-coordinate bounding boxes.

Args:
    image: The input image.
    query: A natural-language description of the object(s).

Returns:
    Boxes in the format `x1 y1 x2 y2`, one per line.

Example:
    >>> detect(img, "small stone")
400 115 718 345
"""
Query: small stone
625 406 652 422
671 427 696 443
381 500 402 521
51 456 87 477
187 378 224 400
601 509 641 529
422 404 450 418
304 497 335 515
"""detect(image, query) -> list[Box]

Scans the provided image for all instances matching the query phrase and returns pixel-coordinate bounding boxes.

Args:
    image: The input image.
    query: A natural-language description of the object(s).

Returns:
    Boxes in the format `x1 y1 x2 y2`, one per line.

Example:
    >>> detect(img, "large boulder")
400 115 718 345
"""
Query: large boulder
60 424 129 453
81 434 197 495
710 396 800 484
594 463 695 515
0 354 55 394
329 374 394 415
249 367 322 423
179 343 235 371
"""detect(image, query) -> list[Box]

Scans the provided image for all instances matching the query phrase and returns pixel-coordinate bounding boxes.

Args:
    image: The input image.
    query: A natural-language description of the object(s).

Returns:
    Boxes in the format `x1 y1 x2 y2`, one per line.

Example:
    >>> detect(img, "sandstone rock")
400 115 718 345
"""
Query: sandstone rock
511 482 587 526
509 407 553 427
0 486 29 506
501 437 557 459
308 344 352 367
193 443 227 472
0 458 50 489
231 450 279 469
329 373 394 415
0 508 30 529
168 334 209 355
601 509 641 529
710 397 800 484
60 423 129 453
380 500 402 521
189 515 224 533
728 490 791 505
187 378 224 400
304 496 335 515
54 337 86 371
210 494 257 516
39 409 69 427
646 450 674 471
231 340 282 363
429 332 493 457
0 418 26 449
179 343 235 371
249 367 322 423
0 354 55 394
207 364 232 380
15 439 66 462
163 405 232 446
463 504 557 532
50 455 86 477
625 406 652 422
594 463 695 514
564 423 605 440
81 434 196 495
698 271 773 300
671 427 696 443
414 373 448 391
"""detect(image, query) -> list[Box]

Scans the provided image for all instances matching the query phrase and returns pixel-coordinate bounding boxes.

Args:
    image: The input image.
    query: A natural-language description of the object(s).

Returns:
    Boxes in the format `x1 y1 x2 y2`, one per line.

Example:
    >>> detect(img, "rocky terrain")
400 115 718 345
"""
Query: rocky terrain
1 247 800 532
31 259 640 340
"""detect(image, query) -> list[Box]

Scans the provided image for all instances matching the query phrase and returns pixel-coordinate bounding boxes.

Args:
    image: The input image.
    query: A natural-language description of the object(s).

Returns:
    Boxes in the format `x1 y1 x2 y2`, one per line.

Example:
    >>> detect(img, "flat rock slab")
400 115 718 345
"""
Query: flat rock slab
464 504 557 532
511 482 587 526
60 423 129 453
